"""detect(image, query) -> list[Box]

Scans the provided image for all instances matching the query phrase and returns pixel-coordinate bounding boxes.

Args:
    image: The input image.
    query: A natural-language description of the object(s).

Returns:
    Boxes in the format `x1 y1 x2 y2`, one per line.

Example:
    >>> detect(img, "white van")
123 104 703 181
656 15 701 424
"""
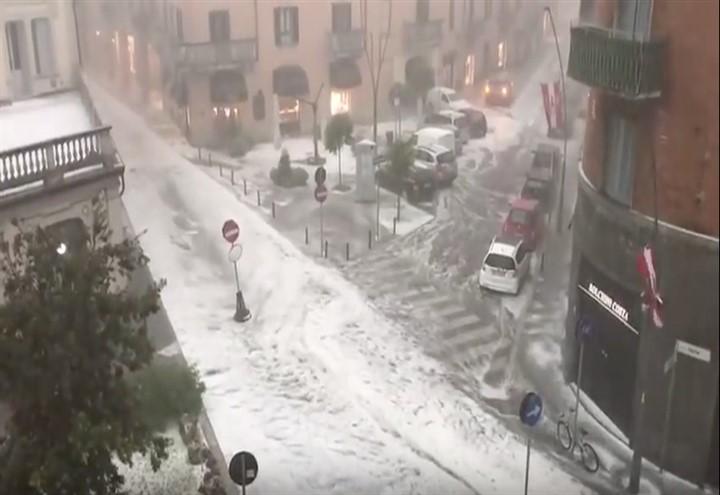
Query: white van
423 110 470 144
413 127 461 156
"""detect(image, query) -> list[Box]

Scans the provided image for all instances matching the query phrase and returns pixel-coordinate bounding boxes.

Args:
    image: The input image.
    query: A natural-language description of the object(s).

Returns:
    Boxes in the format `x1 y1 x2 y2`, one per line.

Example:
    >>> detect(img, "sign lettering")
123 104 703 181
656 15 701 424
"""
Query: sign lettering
587 282 629 323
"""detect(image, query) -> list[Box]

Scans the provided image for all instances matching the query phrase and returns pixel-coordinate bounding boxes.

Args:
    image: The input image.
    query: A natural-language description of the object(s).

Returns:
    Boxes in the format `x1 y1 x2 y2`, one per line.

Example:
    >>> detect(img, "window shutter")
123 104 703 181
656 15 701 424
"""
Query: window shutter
292 8 300 44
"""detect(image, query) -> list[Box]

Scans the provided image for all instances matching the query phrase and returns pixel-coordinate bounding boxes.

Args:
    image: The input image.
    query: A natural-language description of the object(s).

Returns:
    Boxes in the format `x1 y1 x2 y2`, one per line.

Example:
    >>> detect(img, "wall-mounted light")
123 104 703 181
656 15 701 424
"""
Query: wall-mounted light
56 243 67 256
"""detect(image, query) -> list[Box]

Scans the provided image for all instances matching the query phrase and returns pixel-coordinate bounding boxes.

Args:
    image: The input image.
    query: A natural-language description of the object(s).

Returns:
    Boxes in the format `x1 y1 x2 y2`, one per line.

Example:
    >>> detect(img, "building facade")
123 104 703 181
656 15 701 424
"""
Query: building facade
76 0 548 147
0 0 81 103
565 0 718 487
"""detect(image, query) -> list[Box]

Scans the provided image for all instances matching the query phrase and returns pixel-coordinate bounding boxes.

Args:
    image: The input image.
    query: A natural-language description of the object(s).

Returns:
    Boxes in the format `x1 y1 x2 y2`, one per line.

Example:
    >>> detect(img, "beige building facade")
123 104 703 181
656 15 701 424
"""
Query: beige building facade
77 0 547 147
0 0 81 103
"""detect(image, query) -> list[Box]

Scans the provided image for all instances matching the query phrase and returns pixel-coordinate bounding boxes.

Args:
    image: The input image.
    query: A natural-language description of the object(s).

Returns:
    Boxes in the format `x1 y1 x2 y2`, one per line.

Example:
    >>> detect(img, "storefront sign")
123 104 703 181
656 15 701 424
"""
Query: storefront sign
579 281 638 334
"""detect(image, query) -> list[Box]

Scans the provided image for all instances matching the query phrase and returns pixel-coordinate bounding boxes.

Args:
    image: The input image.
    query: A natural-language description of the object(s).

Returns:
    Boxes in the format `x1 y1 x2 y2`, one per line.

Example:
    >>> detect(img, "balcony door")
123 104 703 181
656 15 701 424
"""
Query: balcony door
615 0 652 40
332 3 352 33
209 10 230 43
4 20 31 98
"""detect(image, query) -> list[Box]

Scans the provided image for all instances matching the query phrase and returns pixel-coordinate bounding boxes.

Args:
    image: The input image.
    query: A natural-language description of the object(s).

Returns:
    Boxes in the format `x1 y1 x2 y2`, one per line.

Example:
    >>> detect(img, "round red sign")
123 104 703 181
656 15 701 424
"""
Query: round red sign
222 219 240 244
314 185 328 204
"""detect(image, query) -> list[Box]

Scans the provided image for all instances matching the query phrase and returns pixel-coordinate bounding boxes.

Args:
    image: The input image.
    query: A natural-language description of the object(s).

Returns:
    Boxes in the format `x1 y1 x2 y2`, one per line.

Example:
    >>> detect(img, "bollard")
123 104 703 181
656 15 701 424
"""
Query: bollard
243 179 248 195
324 240 329 259
346 242 350 261
368 229 373 249
231 169 235 185
393 217 397 235
256 190 261 206
305 226 309 245
271 201 276 219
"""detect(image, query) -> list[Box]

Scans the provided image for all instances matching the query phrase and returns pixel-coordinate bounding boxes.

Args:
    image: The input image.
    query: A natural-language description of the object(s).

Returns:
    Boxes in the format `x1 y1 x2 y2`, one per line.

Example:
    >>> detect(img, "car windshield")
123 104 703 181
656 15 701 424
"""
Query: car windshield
446 92 461 101
437 151 455 164
509 209 529 224
485 253 516 270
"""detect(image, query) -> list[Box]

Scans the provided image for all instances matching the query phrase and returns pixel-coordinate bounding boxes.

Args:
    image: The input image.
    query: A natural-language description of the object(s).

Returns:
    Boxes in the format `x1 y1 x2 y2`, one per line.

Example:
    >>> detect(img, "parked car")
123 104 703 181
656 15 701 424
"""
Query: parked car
413 126 462 156
484 74 514 106
426 86 476 114
478 236 532 295
375 157 436 204
461 107 488 138
531 143 560 181
502 198 544 250
521 167 555 212
423 110 470 143
414 143 458 187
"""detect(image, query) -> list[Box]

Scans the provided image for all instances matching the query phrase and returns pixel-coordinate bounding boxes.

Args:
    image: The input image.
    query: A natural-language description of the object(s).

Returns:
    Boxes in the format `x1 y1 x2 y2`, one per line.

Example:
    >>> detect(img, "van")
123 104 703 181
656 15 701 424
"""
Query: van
413 127 461 156
423 110 470 143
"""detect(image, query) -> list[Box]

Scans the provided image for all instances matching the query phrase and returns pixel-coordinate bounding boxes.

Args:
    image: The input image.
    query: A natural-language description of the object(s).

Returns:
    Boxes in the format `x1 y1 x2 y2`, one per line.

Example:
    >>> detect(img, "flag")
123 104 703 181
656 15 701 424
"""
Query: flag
540 83 552 130
636 244 664 328
553 81 564 130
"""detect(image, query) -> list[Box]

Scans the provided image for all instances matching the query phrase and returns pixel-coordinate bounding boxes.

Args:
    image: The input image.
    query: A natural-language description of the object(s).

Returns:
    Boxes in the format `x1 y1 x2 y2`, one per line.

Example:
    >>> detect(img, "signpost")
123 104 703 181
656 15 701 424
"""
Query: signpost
222 219 250 322
573 317 593 447
229 451 259 495
519 392 544 495
314 184 328 255
314 166 327 187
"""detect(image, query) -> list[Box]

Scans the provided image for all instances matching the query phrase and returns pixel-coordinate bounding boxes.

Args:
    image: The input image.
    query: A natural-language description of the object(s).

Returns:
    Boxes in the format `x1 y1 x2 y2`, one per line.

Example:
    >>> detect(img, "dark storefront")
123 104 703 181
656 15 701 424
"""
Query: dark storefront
576 257 641 436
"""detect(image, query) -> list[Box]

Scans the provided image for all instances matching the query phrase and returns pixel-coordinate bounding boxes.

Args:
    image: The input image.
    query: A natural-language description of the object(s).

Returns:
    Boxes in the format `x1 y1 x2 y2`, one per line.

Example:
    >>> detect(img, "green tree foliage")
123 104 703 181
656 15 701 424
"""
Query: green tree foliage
323 113 354 186
0 198 169 494
389 138 415 178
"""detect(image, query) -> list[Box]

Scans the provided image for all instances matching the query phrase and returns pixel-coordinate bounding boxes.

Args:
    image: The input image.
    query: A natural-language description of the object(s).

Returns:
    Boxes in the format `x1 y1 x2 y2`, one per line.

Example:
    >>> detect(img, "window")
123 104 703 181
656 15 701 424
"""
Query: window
509 209 529 224
615 0 652 39
330 90 350 115
484 0 493 19
604 114 636 206
45 218 88 255
274 7 299 47
497 41 506 68
176 8 184 42
578 0 595 23
332 3 352 33
31 18 55 76
516 244 527 263
127 35 136 74
416 0 430 23
416 149 433 163
5 21 22 70
449 0 455 30
209 10 230 42
485 254 516 271
437 151 454 164
464 54 475 86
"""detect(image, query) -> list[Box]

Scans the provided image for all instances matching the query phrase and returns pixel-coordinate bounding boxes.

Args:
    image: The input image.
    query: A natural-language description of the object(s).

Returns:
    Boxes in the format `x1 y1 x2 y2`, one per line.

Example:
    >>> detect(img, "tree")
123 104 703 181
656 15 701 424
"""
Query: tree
298 84 325 165
389 138 414 179
360 0 392 144
324 113 354 187
0 198 169 494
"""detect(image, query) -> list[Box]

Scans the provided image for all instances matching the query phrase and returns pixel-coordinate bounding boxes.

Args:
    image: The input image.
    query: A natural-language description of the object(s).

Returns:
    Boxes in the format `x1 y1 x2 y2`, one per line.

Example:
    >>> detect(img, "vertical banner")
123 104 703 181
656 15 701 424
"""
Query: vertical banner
540 83 552 130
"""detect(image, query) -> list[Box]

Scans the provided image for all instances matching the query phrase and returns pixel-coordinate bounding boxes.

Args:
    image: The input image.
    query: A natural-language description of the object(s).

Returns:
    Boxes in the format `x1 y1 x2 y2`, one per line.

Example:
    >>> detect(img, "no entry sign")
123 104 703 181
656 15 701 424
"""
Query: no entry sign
222 219 240 244
314 184 328 203
314 167 327 186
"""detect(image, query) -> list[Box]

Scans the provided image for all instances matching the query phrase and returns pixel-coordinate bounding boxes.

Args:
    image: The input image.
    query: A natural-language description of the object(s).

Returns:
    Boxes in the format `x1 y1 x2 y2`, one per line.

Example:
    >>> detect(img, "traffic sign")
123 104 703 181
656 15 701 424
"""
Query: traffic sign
576 317 593 343
519 392 543 427
222 219 240 244
676 340 711 363
229 451 258 487
314 167 327 186
314 184 328 203
228 243 243 263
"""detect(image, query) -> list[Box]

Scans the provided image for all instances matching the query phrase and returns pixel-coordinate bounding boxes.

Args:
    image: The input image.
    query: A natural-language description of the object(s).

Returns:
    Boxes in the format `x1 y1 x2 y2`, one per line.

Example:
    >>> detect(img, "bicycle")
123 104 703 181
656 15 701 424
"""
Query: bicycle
555 407 601 473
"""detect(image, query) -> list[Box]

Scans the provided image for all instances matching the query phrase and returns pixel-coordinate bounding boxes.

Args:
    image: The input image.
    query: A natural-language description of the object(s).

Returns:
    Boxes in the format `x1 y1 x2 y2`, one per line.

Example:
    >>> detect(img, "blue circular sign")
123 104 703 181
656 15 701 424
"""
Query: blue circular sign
575 316 593 343
519 392 543 427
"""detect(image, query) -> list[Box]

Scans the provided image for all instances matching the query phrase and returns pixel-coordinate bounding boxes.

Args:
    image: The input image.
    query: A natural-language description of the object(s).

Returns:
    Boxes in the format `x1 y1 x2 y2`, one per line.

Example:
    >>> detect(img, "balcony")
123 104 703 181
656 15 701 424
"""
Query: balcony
176 39 257 72
329 30 364 60
568 25 665 99
0 127 119 192
403 19 443 52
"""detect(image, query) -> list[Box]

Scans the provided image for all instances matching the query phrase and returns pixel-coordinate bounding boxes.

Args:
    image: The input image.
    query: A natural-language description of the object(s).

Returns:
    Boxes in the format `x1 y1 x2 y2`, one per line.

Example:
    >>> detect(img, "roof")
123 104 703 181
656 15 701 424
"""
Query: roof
436 109 466 119
415 127 454 140
510 197 540 211
489 235 522 256
416 143 452 156
431 86 456 94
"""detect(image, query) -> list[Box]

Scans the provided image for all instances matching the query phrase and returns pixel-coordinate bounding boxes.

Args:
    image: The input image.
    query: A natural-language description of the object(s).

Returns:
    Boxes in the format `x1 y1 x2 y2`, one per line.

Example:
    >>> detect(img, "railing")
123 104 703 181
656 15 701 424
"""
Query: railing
403 19 443 51
568 24 665 99
329 30 364 59
177 39 257 70
0 127 117 191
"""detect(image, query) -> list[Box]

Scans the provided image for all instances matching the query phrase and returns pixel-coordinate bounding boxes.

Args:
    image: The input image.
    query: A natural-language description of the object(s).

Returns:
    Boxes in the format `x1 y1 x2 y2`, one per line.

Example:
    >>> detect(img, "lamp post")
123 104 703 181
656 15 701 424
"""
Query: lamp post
544 6 568 234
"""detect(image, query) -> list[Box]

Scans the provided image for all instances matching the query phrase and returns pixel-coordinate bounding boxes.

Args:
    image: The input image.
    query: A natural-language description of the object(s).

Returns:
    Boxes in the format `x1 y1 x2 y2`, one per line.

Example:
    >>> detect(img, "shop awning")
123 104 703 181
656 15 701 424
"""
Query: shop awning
210 70 248 104
272 65 310 97
329 58 362 90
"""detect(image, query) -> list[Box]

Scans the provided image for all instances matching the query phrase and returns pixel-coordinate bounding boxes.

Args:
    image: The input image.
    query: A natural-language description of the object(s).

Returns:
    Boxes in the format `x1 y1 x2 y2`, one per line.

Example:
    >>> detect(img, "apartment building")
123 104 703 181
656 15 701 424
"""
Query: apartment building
0 0 81 103
76 0 548 147
564 0 718 487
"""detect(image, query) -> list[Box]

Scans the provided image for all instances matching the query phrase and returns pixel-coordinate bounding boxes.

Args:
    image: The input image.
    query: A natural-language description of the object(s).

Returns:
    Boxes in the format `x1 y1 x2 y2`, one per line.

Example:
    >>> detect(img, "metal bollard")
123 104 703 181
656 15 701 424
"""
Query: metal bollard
305 226 309 245
346 242 350 261
324 240 329 259
231 169 235 185
271 201 276 219
256 190 261 206
243 178 247 195
393 217 397 235
368 229 373 249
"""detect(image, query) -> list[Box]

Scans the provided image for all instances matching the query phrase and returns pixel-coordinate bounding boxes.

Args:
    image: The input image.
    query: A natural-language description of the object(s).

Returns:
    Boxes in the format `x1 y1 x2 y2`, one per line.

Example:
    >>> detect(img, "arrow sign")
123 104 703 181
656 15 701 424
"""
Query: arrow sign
314 167 327 186
519 392 543 427
314 184 329 203
229 451 259 487
222 219 240 244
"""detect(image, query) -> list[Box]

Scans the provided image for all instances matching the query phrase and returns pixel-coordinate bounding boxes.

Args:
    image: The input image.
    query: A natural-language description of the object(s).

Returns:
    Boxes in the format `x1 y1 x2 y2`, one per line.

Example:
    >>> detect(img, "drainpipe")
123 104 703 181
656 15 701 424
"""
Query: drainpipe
253 0 259 61
71 0 84 68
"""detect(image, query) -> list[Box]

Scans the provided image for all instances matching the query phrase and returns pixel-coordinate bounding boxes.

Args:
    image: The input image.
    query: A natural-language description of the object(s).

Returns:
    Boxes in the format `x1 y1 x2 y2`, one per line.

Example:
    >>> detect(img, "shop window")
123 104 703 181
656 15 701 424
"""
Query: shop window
274 7 299 47
331 3 352 33
464 54 475 86
127 35 136 74
31 18 55 76
330 90 350 115
278 96 300 134
253 91 266 121
604 114 636 206
497 41 506 69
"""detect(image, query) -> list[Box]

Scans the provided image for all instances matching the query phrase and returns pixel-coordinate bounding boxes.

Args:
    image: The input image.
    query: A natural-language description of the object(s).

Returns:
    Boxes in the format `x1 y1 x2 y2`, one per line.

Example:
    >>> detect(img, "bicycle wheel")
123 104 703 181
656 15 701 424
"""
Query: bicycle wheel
556 421 572 451
581 442 600 473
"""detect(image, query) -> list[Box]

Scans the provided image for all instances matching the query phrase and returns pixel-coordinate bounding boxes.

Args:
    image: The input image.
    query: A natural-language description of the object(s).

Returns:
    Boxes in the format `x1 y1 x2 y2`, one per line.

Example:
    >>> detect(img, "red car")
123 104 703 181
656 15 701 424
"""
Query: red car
502 198 544 250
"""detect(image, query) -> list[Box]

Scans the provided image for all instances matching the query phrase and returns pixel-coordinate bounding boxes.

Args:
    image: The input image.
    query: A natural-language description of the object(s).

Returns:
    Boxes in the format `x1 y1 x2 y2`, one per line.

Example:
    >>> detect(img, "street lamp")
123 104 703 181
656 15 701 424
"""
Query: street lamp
544 6 569 234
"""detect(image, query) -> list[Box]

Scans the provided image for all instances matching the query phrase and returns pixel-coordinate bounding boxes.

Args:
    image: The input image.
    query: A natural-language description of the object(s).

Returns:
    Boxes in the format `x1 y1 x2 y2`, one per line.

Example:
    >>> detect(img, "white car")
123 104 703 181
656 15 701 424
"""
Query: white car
414 143 458 187
413 126 461 156
426 86 476 114
422 110 470 144
479 236 532 295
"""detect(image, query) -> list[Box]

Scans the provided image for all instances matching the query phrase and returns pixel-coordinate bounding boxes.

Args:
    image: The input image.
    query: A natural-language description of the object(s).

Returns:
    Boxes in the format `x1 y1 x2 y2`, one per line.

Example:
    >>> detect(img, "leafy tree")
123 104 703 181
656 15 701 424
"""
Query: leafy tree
324 113 354 187
389 138 415 178
0 198 169 494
